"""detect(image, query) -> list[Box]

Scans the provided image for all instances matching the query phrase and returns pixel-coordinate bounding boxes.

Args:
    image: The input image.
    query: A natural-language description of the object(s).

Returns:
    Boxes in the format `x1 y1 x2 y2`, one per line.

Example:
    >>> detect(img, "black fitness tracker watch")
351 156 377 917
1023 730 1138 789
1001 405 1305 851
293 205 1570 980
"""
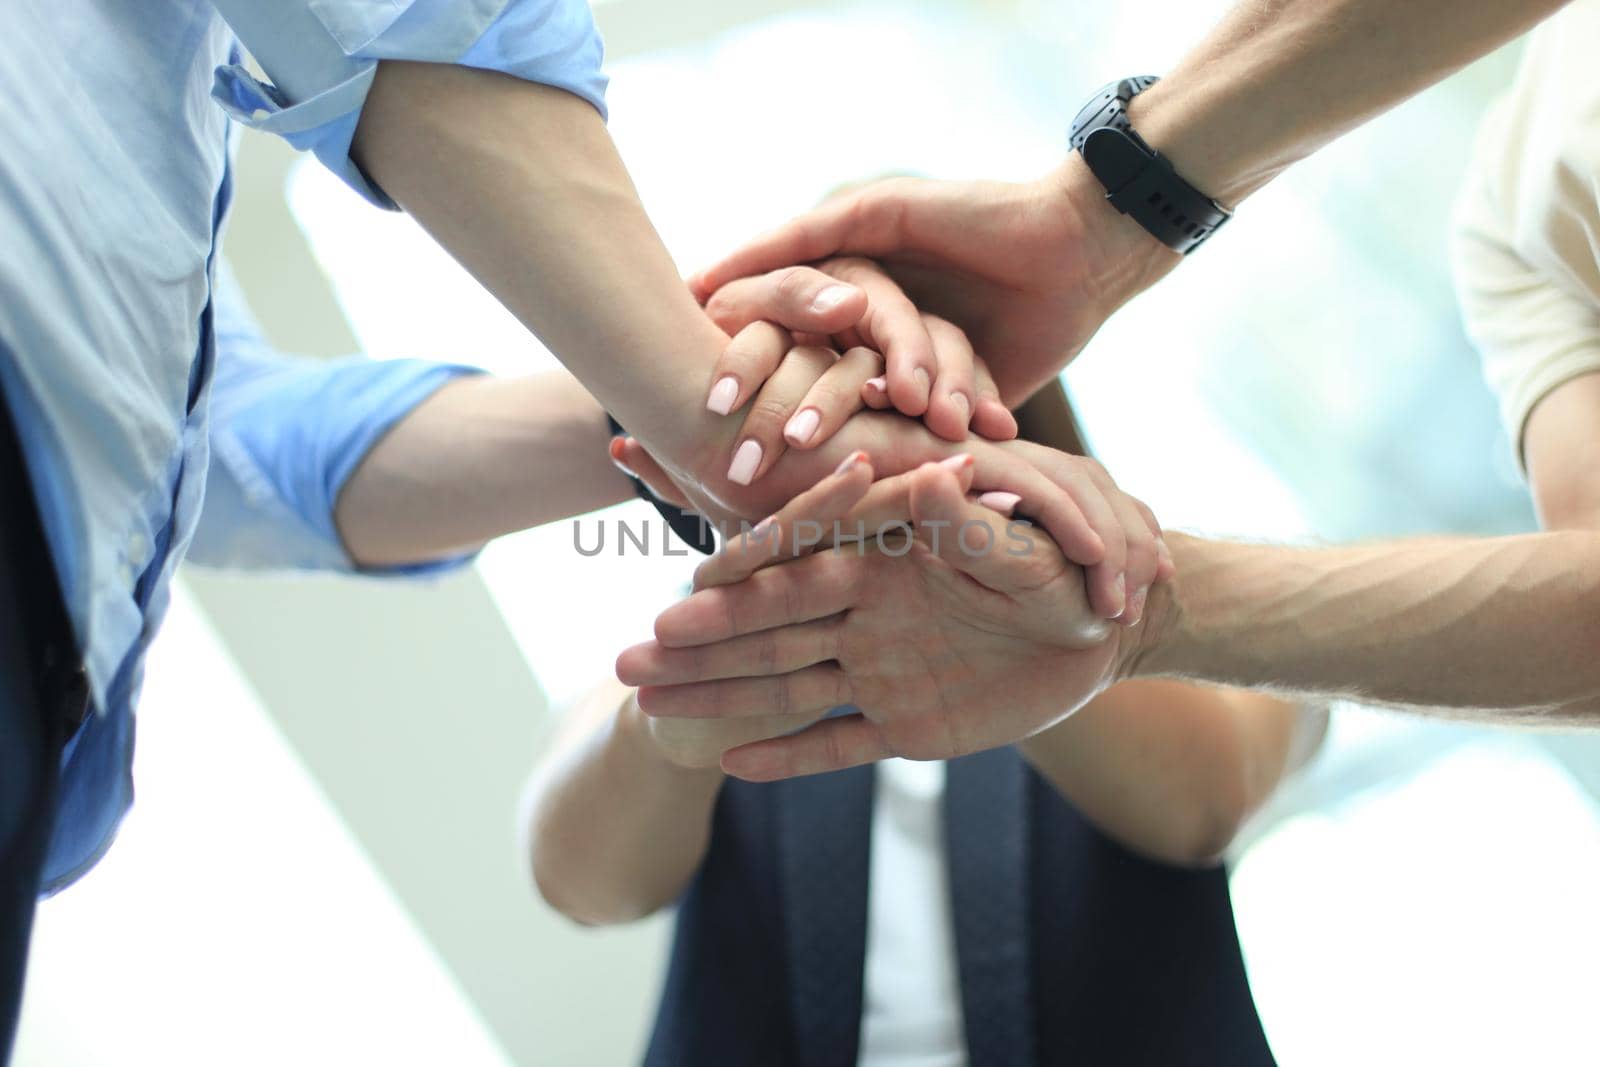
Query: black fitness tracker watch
606 414 718 554
1069 76 1230 254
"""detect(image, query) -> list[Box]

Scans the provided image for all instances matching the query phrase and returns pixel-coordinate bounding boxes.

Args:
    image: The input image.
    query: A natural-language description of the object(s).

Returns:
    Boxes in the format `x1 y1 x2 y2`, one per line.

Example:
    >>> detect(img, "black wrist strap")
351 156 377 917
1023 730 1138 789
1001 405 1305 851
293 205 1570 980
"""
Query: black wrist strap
605 415 718 554
1079 127 1230 254
1069 76 1231 255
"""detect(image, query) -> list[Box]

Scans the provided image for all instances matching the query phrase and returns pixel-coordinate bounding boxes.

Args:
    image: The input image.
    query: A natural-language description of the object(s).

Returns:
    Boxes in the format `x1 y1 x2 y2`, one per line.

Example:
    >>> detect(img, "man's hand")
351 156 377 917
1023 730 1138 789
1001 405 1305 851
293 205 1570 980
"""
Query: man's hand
631 450 981 770
617 461 1137 781
689 159 1178 407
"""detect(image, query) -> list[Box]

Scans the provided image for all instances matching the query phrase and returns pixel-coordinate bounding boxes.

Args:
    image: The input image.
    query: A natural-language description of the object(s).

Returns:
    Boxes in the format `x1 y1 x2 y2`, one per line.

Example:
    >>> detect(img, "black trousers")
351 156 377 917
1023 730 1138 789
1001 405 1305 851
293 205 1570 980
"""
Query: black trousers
0 392 83 1063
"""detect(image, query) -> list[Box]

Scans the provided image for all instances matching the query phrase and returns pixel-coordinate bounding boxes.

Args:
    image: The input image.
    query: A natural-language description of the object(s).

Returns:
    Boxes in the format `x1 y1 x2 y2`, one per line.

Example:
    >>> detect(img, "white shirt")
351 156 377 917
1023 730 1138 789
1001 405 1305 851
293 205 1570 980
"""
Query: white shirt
858 759 967 1067
1452 0 1600 462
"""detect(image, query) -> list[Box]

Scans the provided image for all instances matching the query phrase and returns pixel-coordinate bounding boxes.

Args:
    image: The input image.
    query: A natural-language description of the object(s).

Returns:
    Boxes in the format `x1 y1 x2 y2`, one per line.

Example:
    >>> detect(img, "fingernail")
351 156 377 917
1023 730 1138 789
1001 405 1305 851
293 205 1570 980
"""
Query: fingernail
1111 573 1127 614
865 376 888 394
833 449 866 477
727 439 763 485
707 376 739 415
810 284 854 314
913 367 931 404
749 514 776 539
949 392 970 420
978 490 1021 516
938 453 973 473
1127 586 1148 625
610 453 639 480
785 407 821 446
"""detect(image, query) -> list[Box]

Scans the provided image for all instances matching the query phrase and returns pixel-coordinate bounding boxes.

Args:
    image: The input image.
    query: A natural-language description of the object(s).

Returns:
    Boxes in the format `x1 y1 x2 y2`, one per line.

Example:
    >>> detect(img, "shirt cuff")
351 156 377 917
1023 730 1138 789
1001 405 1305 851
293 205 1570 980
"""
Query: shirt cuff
214 358 483 576
212 0 608 210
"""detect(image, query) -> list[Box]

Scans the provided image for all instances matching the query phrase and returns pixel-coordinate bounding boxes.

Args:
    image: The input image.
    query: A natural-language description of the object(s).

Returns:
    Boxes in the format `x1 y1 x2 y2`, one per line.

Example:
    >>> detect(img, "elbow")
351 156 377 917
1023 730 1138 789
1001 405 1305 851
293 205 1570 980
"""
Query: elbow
528 839 658 928
1144 806 1250 870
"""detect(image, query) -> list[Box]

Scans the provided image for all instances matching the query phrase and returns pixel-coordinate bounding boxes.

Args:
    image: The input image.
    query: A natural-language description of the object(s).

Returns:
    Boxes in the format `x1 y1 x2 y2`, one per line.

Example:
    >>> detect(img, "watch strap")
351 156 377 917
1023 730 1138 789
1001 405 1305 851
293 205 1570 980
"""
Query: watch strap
605 414 718 554
1079 127 1230 254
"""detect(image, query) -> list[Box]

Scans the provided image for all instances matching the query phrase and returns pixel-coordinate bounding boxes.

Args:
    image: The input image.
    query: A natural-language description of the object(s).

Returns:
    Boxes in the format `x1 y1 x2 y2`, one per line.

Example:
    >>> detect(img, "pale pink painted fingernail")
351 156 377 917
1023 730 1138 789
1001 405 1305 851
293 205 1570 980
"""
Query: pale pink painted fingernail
785 407 821 446
728 439 763 485
978 490 1021 516
948 392 970 420
1110 573 1127 615
749 514 776 539
938 453 973 473
833 450 867 477
913 367 931 405
865 376 888 394
810 284 854 314
707 376 739 415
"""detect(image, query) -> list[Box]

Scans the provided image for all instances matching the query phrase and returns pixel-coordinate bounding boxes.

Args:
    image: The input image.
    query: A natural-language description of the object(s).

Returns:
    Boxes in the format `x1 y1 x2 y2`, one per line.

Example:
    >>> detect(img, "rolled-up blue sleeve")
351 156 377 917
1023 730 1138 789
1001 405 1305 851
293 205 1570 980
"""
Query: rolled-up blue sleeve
209 0 607 208
190 266 482 575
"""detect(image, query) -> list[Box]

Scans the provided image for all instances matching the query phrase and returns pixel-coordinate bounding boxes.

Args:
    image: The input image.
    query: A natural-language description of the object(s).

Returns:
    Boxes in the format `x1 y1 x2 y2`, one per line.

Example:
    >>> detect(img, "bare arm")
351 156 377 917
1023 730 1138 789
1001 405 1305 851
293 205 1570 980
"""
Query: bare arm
523 678 819 925
350 66 728 475
334 372 631 567
1132 0 1571 206
1020 682 1323 866
522 680 726 926
1134 528 1600 723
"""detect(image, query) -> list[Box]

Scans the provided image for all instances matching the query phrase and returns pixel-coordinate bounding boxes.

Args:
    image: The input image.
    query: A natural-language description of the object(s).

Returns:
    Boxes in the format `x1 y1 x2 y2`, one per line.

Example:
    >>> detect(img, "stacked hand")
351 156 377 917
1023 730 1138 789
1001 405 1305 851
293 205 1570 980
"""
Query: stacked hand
688 159 1177 410
619 452 1147 781
623 260 1170 622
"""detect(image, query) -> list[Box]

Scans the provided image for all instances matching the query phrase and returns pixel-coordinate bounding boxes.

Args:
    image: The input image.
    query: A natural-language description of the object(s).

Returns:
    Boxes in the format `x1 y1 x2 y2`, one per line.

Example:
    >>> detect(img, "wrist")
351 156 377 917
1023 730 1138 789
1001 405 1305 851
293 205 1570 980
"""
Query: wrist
1041 155 1180 314
615 691 726 780
1112 533 1196 682
1123 79 1284 209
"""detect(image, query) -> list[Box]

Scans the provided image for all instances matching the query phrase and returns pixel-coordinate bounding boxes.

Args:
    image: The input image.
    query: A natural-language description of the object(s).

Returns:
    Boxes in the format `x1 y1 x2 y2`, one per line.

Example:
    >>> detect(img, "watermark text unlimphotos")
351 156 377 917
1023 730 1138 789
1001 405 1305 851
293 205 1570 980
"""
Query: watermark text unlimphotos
570 516 1036 558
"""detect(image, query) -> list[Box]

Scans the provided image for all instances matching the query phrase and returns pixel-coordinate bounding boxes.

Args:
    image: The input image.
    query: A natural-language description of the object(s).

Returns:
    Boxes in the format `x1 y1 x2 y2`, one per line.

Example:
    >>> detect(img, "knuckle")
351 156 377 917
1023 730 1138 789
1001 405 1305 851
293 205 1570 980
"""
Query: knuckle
773 265 816 306
748 393 796 429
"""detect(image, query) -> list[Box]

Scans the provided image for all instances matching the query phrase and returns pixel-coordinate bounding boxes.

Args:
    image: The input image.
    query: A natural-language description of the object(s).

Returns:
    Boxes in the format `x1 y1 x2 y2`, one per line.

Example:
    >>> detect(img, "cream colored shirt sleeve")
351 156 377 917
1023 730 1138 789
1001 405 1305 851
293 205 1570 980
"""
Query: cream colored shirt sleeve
1451 0 1600 469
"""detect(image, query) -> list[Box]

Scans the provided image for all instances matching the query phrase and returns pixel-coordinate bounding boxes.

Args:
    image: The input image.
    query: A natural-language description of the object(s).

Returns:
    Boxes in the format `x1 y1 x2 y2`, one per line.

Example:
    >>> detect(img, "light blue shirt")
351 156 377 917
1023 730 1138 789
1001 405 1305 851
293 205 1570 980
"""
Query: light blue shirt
0 0 606 891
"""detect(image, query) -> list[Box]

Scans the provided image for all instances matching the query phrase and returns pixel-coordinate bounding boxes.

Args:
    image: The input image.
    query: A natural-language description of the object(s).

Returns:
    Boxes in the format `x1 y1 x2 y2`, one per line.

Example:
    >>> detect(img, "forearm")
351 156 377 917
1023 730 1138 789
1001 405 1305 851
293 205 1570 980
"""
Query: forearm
1132 531 1600 722
334 372 632 567
1130 0 1569 205
524 683 723 926
1019 681 1317 866
350 63 731 475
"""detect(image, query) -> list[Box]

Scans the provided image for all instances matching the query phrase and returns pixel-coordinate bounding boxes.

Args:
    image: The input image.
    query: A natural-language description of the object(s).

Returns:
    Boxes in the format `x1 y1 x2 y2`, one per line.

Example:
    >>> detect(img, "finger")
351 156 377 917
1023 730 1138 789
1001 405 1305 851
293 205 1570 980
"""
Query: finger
838 454 976 538
822 258 937 418
1058 472 1128 620
920 315 978 441
966 450 1105 570
1132 498 1176 583
612 436 691 508
970 357 1018 440
783 346 883 451
616 617 841 687
660 548 863 647
701 265 867 338
706 321 791 416
720 713 894 781
861 375 893 409
726 345 838 485
907 464 1067 593
1103 485 1160 626
692 452 872 591
689 192 887 301
634 663 853 720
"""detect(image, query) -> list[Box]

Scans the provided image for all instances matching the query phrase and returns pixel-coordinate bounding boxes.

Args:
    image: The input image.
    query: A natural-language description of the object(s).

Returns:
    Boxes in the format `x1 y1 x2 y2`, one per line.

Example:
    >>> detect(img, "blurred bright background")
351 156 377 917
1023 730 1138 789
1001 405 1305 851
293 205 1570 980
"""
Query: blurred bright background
17 0 1600 1064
